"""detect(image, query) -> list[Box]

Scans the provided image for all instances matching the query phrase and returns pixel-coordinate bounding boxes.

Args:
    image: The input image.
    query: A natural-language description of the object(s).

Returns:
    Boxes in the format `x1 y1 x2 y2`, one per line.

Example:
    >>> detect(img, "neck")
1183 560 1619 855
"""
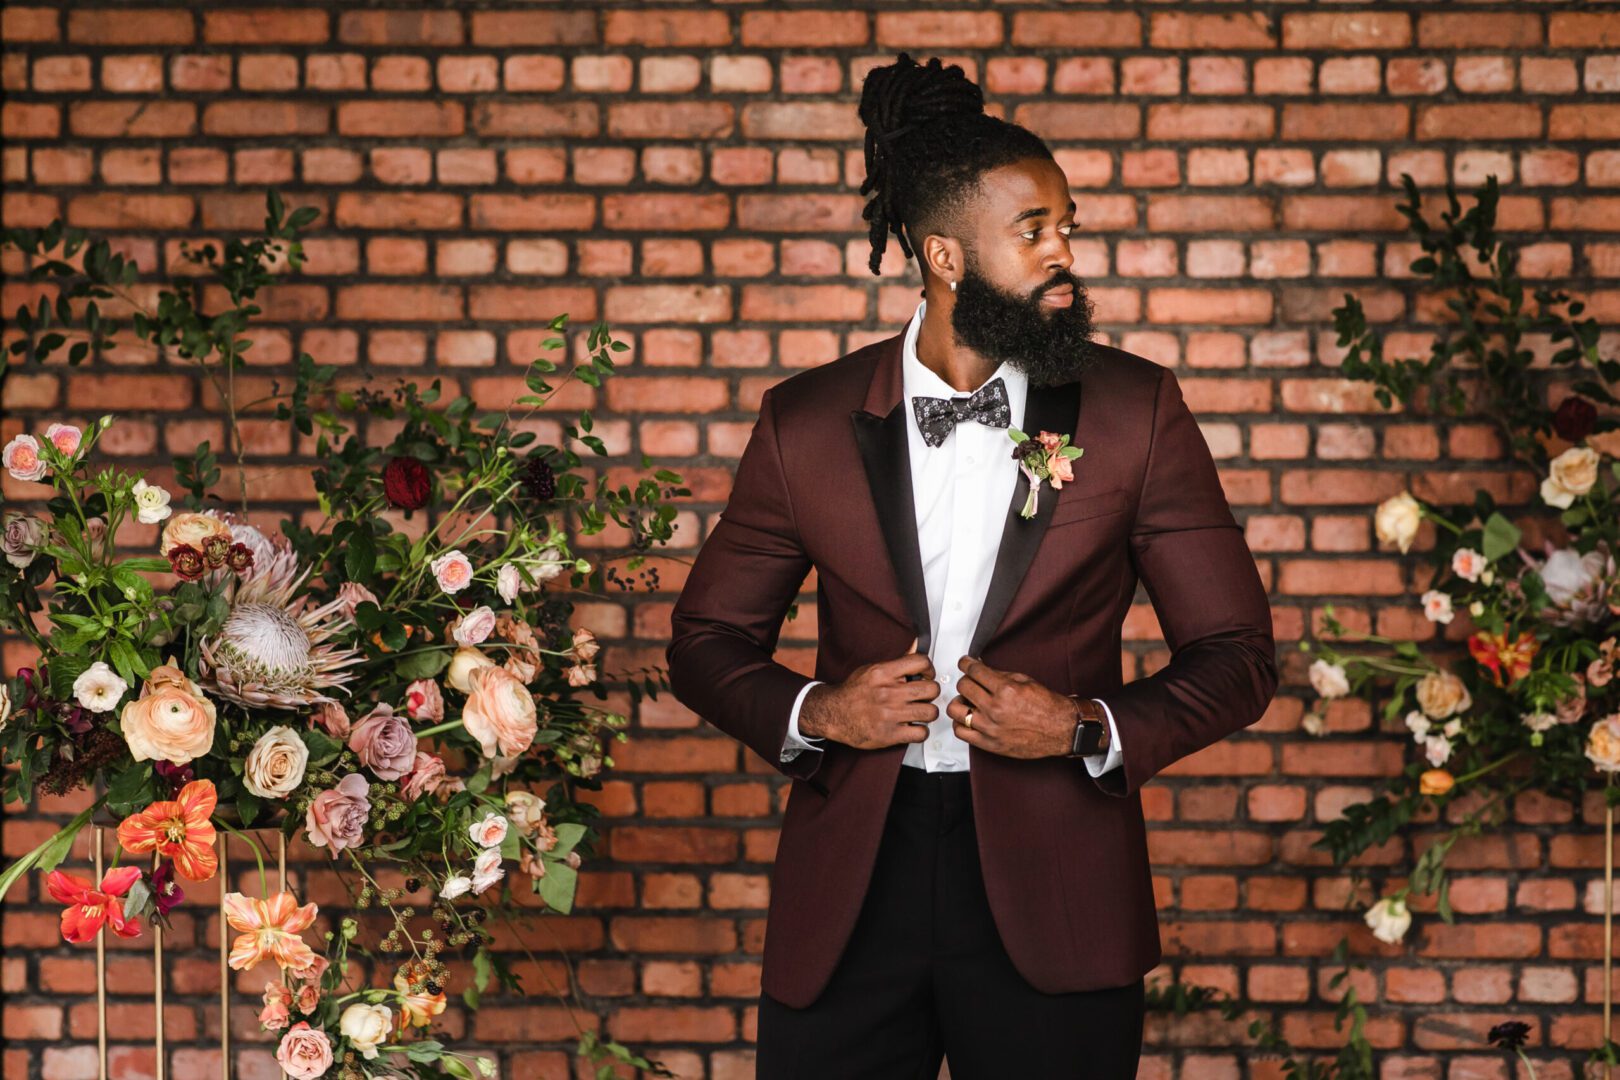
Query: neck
916 290 998 393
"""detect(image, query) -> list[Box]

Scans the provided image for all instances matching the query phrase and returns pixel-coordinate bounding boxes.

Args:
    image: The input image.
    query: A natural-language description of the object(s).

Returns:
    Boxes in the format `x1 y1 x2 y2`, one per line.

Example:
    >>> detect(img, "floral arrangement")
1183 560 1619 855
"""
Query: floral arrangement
1 193 683 1078
1007 427 1082 518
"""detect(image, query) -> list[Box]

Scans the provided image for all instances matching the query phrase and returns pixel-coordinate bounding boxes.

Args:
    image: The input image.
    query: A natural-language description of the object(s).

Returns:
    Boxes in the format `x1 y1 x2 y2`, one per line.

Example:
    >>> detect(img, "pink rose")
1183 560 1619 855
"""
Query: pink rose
45 423 82 456
304 774 370 857
294 982 321 1015
468 812 509 849
347 704 417 781
431 549 475 593
400 752 448 802
313 701 350 738
451 605 497 646
461 665 537 758
276 1022 333 1080
3 434 46 482
260 982 292 1031
404 679 444 723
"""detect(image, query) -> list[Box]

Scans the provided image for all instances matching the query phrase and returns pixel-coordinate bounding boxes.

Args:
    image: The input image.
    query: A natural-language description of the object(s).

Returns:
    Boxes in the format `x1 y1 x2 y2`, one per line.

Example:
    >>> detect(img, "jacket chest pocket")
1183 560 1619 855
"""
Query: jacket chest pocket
1047 488 1132 530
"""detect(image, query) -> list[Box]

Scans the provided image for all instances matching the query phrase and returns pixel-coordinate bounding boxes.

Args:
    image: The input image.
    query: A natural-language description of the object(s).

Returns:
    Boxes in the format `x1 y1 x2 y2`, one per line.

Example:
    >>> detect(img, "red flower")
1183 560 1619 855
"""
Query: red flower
46 865 145 943
1468 629 1538 688
382 456 431 511
1554 396 1598 442
167 543 205 580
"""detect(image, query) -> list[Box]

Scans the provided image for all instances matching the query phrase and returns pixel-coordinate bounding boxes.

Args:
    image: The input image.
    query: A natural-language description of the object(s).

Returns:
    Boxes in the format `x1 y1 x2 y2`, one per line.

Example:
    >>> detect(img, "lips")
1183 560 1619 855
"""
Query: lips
1041 285 1075 305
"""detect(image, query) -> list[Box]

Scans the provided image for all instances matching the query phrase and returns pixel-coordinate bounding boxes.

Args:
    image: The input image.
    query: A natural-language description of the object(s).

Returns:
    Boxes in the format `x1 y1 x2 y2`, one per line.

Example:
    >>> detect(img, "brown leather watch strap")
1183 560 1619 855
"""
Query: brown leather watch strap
1066 696 1109 757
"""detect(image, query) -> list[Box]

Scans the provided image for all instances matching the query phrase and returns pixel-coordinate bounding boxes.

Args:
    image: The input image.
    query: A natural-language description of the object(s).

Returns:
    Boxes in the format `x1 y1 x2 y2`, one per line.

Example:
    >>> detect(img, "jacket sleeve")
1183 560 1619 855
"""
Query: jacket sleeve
1090 365 1278 798
665 385 827 785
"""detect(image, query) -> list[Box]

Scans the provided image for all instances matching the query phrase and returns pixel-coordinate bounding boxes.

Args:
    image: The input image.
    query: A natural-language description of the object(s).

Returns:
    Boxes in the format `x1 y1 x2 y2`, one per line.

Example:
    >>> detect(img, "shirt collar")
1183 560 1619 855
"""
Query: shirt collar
901 297 1028 422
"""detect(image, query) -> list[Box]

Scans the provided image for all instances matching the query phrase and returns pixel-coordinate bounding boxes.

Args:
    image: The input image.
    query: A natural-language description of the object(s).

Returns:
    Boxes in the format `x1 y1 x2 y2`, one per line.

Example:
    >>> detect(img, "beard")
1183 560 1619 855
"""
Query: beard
949 257 1099 388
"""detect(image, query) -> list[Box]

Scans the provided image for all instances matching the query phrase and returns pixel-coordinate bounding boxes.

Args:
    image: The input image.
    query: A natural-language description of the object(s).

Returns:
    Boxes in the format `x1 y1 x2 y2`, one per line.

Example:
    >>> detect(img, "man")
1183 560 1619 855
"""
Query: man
665 53 1277 1078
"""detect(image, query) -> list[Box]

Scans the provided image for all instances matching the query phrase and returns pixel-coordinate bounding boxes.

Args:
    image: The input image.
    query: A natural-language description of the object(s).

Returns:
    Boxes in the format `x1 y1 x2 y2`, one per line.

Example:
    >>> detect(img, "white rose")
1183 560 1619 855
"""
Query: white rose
1421 590 1454 625
1308 659 1350 699
1541 446 1599 508
1364 896 1411 945
1404 710 1431 741
0 684 12 734
1374 492 1423 555
534 546 567 583
131 478 173 525
440 874 472 899
1423 734 1453 767
1441 717 1463 738
73 661 129 713
338 1003 392 1060
244 725 310 799
497 564 523 604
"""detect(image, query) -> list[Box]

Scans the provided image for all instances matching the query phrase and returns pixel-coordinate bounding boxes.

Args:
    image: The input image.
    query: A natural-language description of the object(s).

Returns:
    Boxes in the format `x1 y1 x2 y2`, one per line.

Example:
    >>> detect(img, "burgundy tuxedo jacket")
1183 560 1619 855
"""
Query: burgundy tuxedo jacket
665 328 1278 1009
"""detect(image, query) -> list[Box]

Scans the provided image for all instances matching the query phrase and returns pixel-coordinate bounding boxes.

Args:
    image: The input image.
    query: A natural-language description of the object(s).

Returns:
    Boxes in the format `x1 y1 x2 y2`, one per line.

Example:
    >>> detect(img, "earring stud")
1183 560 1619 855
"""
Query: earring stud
949 280 957 292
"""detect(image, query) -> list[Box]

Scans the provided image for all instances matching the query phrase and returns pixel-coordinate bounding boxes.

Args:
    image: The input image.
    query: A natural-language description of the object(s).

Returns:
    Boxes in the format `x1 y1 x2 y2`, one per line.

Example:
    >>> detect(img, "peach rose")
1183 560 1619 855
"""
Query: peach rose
259 982 292 1031
1587 713 1620 773
3 434 46 482
275 1022 333 1080
312 701 350 738
461 665 537 759
243 726 309 799
468 811 508 849
160 511 232 557
1542 446 1599 508
431 548 475 593
1415 670 1471 720
400 751 448 802
120 662 217 765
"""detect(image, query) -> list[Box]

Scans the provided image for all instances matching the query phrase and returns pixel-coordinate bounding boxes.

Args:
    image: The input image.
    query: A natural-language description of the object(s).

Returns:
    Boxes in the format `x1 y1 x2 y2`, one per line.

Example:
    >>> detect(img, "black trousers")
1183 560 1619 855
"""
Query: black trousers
756 766 1145 1079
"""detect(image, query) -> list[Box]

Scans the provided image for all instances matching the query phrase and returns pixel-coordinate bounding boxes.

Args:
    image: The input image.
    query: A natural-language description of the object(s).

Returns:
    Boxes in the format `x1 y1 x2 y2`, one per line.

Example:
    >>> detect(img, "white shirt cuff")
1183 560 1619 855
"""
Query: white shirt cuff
781 679 827 762
1082 697 1124 777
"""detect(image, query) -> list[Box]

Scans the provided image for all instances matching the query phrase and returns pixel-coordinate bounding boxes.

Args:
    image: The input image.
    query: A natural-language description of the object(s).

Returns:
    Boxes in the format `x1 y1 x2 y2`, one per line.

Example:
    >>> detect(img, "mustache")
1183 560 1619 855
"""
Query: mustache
1036 275 1078 298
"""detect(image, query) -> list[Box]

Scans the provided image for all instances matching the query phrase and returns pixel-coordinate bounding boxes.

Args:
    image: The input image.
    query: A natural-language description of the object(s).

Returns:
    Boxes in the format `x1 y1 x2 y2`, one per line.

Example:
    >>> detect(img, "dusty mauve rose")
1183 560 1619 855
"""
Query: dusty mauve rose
335 581 379 619
400 751 449 801
348 705 416 781
403 678 444 722
461 665 537 758
121 663 217 765
275 1022 333 1080
451 605 497 646
312 701 350 738
304 773 371 856
2 512 46 569
244 726 310 799
160 512 232 557
382 455 431 511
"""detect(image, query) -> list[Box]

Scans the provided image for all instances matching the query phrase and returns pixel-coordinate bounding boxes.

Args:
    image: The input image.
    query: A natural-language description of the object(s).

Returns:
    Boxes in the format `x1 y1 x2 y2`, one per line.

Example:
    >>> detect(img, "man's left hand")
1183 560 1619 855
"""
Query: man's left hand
947 655 1078 759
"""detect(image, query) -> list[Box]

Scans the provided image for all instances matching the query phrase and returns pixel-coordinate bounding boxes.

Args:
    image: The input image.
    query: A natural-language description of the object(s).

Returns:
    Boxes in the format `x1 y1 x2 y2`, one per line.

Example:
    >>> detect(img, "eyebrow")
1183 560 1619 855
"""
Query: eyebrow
1010 198 1077 226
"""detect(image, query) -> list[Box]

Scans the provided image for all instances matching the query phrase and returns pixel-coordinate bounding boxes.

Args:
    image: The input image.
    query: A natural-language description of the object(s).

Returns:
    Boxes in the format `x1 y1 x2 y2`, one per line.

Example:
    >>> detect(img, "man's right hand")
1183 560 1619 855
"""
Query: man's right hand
798 636 939 749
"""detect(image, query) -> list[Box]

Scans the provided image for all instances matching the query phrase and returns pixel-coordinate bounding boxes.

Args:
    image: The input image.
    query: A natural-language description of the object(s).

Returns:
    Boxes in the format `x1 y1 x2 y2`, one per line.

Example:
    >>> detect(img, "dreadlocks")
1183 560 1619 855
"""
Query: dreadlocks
858 53 1055 277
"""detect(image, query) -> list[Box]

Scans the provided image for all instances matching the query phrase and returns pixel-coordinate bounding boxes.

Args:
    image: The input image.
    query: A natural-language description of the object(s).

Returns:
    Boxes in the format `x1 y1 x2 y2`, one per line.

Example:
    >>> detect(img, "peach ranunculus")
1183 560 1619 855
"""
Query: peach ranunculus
275 1022 333 1080
461 665 538 759
305 773 370 856
223 890 320 973
243 725 309 799
259 981 293 1031
160 511 232 557
120 662 217 765
1587 712 1620 773
117 778 219 882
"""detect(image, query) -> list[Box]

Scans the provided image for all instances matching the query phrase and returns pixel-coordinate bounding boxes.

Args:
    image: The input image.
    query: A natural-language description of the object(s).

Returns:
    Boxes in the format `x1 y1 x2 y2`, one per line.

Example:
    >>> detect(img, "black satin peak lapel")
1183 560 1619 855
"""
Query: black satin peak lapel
965 376 1084 658
850 402 933 657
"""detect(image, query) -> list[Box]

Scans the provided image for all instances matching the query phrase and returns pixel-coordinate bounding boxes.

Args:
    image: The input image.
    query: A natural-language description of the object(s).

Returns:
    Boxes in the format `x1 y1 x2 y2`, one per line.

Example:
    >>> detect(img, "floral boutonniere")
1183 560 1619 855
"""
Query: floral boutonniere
1008 428 1083 519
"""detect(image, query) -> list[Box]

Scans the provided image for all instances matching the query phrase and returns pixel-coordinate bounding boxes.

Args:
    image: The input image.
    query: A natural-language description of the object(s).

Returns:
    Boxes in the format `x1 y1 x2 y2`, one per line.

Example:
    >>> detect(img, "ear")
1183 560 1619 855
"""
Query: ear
921 232 964 287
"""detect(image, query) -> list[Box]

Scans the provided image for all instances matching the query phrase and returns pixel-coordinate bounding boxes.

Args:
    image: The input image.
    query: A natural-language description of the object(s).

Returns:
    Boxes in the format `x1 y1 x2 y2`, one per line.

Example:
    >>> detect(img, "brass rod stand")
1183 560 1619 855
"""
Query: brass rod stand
93 826 107 1080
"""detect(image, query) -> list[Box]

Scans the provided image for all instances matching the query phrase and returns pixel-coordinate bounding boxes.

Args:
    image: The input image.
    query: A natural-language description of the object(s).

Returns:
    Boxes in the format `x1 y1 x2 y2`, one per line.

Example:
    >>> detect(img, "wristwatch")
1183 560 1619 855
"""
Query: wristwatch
1065 696 1110 758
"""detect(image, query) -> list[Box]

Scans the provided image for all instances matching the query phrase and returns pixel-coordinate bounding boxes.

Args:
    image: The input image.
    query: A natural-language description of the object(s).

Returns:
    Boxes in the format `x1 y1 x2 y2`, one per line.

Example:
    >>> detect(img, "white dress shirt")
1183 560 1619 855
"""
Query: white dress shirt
779 297 1123 776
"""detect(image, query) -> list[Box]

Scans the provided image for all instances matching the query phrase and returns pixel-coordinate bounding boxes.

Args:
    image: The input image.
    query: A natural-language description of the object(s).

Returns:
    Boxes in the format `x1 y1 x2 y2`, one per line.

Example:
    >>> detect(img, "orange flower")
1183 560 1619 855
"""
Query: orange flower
116 778 219 882
393 971 447 1030
45 866 145 943
222 891 320 973
1418 769 1455 796
1467 629 1538 688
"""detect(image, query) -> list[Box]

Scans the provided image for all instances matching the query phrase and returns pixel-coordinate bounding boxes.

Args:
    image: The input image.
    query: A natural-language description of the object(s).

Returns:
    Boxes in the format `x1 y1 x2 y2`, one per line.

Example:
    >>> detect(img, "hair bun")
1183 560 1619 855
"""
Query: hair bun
859 52 984 152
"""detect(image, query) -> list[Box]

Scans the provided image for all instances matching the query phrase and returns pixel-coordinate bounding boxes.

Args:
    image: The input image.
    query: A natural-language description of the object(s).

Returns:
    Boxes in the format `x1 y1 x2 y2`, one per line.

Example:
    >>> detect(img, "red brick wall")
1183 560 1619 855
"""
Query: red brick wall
4 4 1620 1077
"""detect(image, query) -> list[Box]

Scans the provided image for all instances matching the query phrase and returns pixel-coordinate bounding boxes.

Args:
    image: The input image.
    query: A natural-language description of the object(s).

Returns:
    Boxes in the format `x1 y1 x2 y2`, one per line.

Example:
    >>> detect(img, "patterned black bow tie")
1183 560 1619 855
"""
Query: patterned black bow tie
911 376 1011 448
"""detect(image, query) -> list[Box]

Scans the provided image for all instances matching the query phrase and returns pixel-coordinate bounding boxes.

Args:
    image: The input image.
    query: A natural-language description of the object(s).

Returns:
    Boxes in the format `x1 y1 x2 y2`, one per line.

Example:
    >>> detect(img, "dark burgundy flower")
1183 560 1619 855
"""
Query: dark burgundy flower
382 456 432 511
168 543 205 581
200 533 231 568
1487 1020 1530 1051
1554 396 1597 442
226 542 255 573
149 859 184 916
520 453 555 502
153 760 194 795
